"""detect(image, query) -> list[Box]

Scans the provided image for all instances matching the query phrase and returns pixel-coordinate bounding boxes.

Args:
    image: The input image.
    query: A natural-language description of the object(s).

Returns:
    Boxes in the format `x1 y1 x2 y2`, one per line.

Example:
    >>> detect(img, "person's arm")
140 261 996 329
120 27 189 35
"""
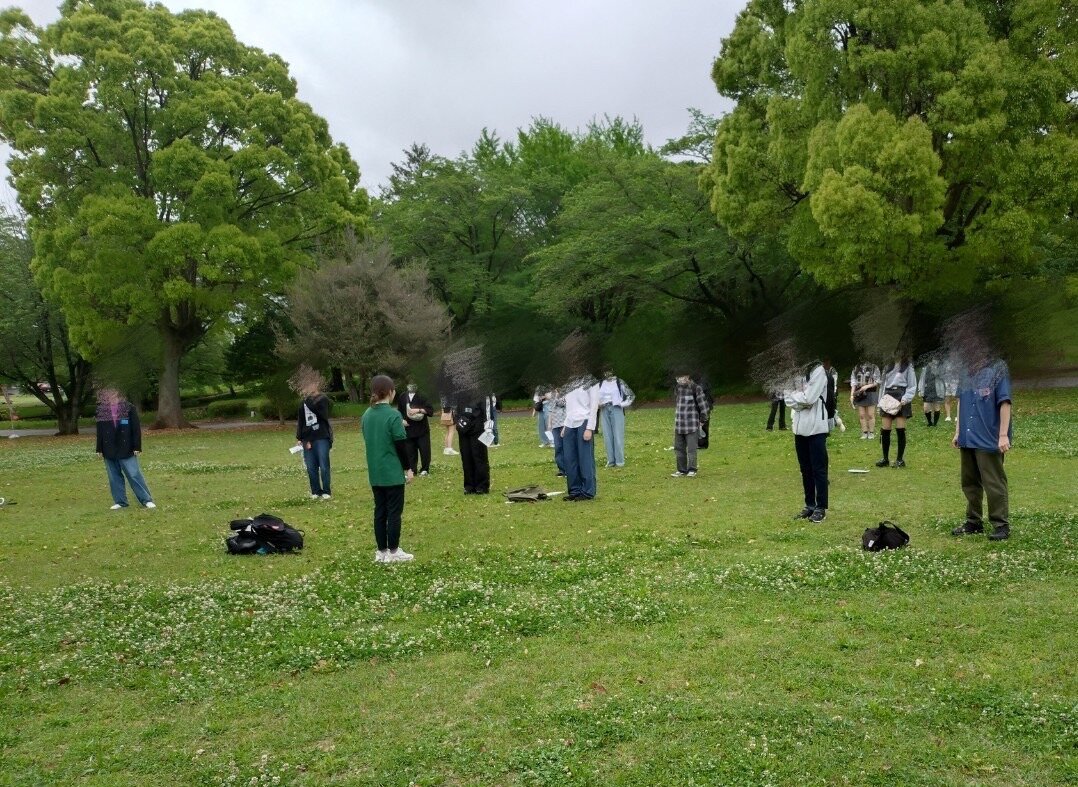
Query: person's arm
296 404 304 442
621 380 635 407
585 385 600 433
695 385 711 422
901 367 917 403
786 367 826 409
96 421 103 455
998 401 1012 453
130 407 142 454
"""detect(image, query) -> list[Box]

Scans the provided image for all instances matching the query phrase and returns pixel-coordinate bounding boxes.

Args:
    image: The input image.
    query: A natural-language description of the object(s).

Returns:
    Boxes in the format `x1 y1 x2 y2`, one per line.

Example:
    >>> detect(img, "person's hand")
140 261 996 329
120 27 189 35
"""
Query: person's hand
405 469 414 483
134 450 141 456
560 427 566 438
952 433 960 449
998 434 1011 454
305 442 312 450
402 419 409 429
583 429 592 442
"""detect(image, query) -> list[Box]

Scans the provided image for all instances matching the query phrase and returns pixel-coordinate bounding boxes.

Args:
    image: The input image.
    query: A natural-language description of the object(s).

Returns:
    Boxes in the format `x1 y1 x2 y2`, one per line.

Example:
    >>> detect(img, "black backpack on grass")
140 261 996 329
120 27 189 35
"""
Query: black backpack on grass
861 521 909 551
226 513 304 554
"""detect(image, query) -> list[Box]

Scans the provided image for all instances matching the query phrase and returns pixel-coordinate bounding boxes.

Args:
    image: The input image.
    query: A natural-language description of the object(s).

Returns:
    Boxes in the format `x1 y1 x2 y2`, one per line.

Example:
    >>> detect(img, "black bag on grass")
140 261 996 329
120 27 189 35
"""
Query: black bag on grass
505 486 548 502
226 513 304 554
861 521 909 551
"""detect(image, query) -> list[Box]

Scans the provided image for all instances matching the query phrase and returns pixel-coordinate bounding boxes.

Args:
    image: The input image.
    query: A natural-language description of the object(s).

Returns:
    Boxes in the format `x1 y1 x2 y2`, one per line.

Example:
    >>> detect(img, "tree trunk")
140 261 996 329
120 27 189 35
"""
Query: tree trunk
154 332 194 429
329 367 345 392
344 370 360 403
55 400 79 436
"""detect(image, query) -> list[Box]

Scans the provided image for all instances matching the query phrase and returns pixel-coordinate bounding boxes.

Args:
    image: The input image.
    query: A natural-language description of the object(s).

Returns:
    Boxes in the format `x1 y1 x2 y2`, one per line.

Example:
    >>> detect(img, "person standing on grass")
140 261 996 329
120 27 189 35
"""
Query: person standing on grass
396 383 434 476
918 356 946 427
361 375 415 563
950 337 1013 541
95 388 155 510
534 386 553 447
561 376 600 500
672 373 710 477
439 394 458 456
488 392 502 447
598 368 634 468
942 356 960 423
850 359 881 439
877 352 917 468
456 395 491 494
546 387 568 478
784 361 831 523
294 366 333 500
765 385 786 431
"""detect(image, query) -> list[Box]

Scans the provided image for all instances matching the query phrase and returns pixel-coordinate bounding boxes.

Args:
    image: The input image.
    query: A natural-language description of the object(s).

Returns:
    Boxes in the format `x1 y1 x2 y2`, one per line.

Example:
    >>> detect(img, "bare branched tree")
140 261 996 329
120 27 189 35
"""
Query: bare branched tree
279 240 452 401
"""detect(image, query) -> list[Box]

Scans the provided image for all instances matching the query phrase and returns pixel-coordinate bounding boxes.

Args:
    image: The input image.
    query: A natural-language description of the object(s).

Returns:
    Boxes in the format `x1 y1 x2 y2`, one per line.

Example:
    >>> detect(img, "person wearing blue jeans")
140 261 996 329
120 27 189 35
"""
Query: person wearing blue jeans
598 370 634 467
561 377 600 501
534 388 552 447
95 388 155 510
295 370 334 499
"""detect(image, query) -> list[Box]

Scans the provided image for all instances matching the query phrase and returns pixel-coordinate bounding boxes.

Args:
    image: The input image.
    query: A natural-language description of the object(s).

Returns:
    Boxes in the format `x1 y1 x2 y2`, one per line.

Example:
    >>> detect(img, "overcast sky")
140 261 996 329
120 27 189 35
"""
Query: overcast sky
1 0 741 202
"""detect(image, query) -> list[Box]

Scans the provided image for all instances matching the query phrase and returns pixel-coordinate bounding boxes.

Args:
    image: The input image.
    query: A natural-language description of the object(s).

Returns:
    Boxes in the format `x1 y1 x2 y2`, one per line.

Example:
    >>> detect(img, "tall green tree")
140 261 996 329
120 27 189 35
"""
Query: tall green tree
0 0 367 427
0 209 92 434
704 0 1077 291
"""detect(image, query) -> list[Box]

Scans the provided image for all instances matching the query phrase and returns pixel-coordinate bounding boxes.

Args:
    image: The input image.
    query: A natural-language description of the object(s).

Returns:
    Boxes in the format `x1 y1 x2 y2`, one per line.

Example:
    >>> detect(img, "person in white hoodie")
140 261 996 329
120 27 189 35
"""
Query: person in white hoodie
784 361 832 523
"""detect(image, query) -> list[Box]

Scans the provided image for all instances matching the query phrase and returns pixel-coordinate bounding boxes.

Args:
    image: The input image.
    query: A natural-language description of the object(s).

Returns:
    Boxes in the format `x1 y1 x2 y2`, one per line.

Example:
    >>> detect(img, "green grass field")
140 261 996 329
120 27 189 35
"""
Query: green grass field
1 392 1075 786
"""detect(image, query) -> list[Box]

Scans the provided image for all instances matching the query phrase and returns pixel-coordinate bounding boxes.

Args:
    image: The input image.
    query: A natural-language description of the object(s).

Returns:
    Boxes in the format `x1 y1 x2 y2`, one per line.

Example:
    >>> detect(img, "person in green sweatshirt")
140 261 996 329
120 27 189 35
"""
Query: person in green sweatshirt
361 375 415 563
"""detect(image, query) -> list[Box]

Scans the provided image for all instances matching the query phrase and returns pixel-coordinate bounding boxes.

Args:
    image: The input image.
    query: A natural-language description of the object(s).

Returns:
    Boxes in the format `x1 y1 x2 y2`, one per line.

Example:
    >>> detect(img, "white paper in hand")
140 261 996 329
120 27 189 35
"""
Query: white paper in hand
289 445 304 455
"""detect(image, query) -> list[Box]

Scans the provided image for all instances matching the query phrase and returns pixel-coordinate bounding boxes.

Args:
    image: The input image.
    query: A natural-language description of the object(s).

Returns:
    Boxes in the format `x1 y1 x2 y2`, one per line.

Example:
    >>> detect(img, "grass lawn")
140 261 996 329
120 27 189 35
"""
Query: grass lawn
0 391 1075 786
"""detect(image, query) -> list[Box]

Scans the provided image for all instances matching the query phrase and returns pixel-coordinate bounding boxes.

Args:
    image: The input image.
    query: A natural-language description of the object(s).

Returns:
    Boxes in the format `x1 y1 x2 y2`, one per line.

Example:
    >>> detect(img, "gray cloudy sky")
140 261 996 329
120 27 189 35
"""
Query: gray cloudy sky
2 0 740 200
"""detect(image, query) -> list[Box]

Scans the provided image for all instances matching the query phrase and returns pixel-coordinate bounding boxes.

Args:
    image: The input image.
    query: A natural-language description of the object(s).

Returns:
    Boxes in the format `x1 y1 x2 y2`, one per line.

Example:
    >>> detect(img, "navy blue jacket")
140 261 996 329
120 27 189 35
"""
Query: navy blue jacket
96 406 142 460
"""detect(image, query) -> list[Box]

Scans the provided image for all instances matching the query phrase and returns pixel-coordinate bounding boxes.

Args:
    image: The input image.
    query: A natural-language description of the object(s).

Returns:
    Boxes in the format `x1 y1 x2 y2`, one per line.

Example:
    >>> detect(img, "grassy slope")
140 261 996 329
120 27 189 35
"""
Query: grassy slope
0 391 1075 786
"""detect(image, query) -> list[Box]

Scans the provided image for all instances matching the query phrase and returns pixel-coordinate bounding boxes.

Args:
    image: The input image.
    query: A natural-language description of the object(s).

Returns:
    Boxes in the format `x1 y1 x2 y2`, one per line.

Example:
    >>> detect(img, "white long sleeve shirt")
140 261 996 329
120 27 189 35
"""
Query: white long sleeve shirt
784 365 831 436
564 384 600 430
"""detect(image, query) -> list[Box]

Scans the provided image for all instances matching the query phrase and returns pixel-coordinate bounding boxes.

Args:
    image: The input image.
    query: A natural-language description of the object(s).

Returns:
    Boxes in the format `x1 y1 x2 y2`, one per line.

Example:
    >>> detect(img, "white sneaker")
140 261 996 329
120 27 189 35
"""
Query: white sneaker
110 503 124 510
671 471 686 477
419 471 429 477
387 548 414 563
374 549 389 563
686 471 697 477
321 494 332 500
945 417 952 422
443 447 458 456
868 432 875 440
144 501 157 509
310 493 320 500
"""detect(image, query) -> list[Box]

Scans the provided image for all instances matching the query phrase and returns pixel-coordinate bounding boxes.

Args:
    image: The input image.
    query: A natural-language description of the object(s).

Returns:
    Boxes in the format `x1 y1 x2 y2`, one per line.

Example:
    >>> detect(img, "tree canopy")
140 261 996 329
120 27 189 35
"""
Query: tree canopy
703 0 1078 291
0 0 368 425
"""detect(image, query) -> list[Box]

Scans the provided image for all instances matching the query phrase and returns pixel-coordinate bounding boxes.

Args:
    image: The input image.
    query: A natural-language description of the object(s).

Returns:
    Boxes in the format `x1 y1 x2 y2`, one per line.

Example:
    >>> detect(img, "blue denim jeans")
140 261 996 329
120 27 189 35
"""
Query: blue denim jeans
562 424 597 499
536 410 551 446
600 405 626 466
303 438 332 496
104 455 153 506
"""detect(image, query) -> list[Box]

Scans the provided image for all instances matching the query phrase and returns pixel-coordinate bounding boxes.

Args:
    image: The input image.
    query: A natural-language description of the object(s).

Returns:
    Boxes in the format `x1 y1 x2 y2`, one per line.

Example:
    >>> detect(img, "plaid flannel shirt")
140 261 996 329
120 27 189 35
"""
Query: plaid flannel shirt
674 383 710 434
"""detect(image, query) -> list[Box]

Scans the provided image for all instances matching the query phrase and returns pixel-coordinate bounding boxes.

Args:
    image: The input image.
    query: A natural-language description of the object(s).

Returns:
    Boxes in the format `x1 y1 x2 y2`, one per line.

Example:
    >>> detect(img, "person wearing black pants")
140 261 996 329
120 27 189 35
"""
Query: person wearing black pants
456 399 491 494
396 384 435 476
766 389 786 431
784 361 832 523
361 375 415 563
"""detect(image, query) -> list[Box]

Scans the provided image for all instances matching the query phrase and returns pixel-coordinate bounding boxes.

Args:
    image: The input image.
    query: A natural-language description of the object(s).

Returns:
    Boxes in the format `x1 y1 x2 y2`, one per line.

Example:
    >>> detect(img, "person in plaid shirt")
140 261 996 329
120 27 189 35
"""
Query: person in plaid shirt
672 373 711 477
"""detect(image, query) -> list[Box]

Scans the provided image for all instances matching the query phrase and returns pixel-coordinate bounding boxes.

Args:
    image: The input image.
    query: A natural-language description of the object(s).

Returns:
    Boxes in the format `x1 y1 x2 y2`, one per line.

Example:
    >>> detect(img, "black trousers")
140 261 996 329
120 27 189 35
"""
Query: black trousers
459 434 490 493
372 484 405 551
794 433 829 511
767 400 787 429
405 431 431 473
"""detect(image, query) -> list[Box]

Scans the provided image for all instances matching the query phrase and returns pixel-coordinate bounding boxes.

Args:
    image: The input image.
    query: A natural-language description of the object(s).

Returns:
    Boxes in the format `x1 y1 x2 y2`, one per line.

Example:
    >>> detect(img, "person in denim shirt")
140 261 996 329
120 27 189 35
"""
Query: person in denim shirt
951 356 1013 541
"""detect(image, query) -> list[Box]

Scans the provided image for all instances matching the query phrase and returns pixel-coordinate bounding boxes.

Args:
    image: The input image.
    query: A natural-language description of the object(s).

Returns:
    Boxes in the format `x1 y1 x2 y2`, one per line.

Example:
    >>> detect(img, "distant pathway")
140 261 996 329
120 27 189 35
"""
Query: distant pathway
3 376 1075 439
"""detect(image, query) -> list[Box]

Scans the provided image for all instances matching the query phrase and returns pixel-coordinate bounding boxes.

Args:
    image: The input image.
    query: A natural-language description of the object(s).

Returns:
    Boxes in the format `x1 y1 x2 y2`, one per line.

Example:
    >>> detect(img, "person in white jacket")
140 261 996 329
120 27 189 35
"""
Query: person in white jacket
784 362 831 523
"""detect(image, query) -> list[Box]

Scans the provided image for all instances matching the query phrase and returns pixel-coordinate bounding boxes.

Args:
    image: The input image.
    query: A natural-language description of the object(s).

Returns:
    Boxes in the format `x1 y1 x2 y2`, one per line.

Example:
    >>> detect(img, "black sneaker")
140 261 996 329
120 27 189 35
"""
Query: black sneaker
793 507 814 520
895 459 906 468
951 522 984 536
875 458 890 468
988 525 1010 541
810 509 827 523
563 495 579 502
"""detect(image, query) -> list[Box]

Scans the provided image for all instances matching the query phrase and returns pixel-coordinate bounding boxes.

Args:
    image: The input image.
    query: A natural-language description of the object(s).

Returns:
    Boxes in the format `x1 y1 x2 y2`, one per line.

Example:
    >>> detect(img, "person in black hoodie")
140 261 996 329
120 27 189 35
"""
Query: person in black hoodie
293 367 334 500
456 395 492 494
395 383 435 476
95 388 155 510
